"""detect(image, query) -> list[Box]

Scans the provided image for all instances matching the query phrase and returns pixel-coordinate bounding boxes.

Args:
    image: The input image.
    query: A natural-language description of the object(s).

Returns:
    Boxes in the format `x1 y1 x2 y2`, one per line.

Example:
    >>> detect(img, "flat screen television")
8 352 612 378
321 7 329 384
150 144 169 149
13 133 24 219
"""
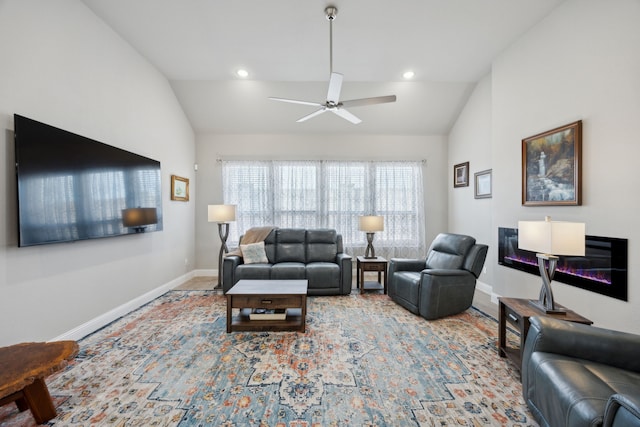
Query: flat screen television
14 114 163 247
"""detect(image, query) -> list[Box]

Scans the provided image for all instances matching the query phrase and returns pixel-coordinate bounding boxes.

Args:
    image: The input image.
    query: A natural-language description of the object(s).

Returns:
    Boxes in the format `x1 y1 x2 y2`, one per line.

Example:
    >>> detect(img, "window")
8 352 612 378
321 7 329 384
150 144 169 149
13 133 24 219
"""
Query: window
222 160 426 259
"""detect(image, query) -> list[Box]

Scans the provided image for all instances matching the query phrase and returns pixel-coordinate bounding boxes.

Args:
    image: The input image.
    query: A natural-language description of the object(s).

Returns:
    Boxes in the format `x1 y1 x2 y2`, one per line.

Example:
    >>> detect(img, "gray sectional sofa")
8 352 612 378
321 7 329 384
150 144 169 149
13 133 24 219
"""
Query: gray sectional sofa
222 228 352 296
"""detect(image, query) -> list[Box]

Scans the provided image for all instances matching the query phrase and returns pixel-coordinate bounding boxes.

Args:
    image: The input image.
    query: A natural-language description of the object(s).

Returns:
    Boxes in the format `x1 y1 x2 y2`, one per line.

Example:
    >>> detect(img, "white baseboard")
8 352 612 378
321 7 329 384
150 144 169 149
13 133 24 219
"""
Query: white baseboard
476 280 500 305
50 271 195 342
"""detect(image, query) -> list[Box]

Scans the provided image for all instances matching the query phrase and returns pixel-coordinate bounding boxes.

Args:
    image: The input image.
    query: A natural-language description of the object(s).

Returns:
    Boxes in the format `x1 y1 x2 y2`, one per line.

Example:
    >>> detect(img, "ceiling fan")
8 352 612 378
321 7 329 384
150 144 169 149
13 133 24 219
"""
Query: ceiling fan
269 6 396 124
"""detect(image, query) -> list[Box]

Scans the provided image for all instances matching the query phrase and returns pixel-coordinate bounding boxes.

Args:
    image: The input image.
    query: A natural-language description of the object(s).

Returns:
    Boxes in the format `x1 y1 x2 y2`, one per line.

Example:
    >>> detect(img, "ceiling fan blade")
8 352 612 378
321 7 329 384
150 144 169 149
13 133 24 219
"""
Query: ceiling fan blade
269 97 323 107
340 95 397 108
332 108 362 124
297 108 327 123
326 72 343 104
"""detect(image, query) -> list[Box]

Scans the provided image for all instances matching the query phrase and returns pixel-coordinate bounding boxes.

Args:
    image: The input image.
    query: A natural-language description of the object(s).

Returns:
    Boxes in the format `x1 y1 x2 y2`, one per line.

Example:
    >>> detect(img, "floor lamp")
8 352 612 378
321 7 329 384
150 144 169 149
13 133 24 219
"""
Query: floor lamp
208 204 236 289
518 216 585 314
359 215 384 259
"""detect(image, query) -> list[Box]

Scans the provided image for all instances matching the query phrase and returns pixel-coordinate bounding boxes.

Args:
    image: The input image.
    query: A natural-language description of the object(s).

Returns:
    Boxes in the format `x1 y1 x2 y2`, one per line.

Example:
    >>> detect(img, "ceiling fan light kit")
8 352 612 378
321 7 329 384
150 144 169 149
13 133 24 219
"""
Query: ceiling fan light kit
269 6 396 124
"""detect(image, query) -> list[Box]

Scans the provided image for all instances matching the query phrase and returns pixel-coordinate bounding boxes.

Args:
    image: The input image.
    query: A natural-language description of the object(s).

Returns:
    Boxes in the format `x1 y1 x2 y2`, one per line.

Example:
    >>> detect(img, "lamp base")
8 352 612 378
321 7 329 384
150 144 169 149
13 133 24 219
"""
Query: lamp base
528 299 567 314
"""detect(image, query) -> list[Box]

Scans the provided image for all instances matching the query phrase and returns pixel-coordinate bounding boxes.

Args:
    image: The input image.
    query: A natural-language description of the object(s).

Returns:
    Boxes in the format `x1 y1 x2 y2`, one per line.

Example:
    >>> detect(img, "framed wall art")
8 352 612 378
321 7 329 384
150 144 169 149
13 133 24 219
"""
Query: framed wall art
453 162 469 188
522 120 582 206
474 169 492 199
171 175 189 201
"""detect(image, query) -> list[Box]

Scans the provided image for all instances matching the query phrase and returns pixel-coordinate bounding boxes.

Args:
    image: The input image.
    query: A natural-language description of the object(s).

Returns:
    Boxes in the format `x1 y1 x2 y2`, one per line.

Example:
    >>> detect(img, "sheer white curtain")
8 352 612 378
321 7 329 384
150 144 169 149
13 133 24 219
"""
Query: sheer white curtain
222 160 426 259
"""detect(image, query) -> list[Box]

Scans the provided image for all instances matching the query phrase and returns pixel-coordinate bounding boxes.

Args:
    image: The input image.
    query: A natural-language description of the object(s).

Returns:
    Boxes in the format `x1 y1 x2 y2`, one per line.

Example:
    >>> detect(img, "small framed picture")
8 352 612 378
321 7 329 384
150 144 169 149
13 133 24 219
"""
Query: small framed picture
474 169 492 199
171 175 189 201
453 162 469 187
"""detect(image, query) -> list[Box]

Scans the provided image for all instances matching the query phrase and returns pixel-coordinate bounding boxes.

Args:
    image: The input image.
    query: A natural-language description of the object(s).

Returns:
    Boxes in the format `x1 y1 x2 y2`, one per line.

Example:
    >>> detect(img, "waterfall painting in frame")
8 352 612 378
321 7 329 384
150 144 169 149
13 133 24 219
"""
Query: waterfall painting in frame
522 120 582 206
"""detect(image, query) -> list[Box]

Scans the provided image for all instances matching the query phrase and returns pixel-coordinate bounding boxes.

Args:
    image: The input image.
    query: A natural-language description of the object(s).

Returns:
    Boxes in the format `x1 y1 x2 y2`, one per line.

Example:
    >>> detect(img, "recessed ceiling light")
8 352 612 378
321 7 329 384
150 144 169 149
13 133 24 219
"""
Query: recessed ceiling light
236 69 249 78
402 71 415 80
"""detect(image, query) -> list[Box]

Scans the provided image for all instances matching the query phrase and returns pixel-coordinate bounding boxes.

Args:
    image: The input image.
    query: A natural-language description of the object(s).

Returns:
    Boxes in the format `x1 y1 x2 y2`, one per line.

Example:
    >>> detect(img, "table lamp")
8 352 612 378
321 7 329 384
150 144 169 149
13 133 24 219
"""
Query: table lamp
518 216 585 313
359 215 384 259
208 204 236 288
122 207 158 233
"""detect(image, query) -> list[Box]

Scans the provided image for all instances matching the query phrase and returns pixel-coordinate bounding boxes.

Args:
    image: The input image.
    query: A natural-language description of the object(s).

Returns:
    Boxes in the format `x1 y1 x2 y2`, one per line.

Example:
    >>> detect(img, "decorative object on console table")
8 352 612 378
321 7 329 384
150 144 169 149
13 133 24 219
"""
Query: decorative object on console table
498 297 592 373
453 161 469 187
517 216 585 313
208 204 236 289
474 169 492 199
356 256 387 294
122 207 158 233
522 120 582 206
359 215 383 259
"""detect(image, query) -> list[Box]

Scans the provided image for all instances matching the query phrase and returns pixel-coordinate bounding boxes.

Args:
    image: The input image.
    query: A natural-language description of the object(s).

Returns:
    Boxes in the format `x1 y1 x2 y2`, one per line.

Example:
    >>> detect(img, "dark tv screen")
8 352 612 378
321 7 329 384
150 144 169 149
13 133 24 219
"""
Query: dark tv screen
14 114 163 247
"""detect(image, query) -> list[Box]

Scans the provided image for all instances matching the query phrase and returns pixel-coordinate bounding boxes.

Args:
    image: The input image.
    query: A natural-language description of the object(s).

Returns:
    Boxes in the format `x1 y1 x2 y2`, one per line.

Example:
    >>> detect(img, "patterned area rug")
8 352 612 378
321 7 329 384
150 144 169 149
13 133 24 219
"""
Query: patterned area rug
0 291 534 426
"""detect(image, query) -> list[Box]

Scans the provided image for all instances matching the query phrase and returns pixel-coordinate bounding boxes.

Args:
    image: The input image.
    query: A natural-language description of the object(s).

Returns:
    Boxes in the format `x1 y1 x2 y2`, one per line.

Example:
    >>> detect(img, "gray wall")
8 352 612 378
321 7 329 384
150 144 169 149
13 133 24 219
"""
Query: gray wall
449 0 640 333
0 1 196 345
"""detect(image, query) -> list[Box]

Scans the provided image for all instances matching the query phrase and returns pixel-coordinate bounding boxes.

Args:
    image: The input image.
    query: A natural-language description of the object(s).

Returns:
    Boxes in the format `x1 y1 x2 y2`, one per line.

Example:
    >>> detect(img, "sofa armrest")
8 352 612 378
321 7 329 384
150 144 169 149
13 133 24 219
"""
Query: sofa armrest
523 317 640 374
604 394 640 427
222 255 242 293
336 253 353 295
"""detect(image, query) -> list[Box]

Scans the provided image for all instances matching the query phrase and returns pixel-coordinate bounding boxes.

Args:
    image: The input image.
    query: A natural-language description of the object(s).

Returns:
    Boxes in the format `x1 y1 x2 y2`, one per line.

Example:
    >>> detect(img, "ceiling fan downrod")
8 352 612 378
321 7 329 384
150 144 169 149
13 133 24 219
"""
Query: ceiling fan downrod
325 6 337 75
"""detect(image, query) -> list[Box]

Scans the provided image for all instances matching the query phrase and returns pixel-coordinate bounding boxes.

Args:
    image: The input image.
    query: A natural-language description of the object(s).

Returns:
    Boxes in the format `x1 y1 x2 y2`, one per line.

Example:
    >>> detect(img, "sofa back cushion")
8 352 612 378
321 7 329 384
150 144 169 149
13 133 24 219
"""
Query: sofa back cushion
425 233 475 270
306 229 338 263
263 229 277 263
275 228 306 263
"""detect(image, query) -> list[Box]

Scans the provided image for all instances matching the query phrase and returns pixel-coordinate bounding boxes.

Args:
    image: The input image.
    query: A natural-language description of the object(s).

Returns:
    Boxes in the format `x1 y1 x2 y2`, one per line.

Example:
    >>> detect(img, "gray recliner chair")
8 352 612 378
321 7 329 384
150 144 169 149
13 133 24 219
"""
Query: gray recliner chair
522 316 640 427
387 233 488 320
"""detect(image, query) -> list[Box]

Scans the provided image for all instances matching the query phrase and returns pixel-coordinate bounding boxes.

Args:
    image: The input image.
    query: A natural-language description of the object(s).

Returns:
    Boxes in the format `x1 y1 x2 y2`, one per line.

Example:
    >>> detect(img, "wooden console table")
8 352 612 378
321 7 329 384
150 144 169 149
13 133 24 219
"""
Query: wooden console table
498 297 592 372
356 256 388 294
0 340 78 424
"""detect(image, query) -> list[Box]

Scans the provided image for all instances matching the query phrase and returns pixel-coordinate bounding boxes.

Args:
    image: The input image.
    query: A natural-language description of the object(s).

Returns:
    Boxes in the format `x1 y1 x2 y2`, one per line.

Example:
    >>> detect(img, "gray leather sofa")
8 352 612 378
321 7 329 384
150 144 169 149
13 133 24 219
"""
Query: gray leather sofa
222 228 352 296
387 233 488 320
523 316 640 427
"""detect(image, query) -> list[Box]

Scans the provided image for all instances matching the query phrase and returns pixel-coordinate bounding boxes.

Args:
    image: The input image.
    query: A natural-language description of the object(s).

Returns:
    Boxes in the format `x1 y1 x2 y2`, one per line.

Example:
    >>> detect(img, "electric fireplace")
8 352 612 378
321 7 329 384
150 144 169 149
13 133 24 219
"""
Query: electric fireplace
498 227 628 301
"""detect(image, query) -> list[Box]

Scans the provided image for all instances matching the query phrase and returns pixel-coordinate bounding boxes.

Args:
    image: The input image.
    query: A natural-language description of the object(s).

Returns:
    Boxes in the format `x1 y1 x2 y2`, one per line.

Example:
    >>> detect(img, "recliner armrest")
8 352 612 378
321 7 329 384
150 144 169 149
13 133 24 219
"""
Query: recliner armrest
523 317 640 374
604 394 640 427
388 258 426 276
421 268 472 278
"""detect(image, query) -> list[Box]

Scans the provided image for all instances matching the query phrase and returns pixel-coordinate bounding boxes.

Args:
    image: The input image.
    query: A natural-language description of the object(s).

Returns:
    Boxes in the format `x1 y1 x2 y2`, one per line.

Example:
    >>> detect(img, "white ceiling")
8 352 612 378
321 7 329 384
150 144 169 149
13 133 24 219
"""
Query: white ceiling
82 0 565 134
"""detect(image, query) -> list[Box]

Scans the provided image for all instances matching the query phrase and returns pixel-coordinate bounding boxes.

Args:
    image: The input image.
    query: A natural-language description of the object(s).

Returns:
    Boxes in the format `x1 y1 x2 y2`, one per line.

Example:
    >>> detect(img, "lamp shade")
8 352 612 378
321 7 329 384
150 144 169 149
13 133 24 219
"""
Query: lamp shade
122 207 158 227
359 215 384 232
518 217 585 256
208 204 236 223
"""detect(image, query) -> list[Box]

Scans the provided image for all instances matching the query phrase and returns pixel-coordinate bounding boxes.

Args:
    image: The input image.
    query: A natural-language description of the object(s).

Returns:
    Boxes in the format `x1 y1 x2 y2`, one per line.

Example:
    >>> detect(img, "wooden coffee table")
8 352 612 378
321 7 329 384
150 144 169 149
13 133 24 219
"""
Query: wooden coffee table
226 279 308 333
0 340 78 424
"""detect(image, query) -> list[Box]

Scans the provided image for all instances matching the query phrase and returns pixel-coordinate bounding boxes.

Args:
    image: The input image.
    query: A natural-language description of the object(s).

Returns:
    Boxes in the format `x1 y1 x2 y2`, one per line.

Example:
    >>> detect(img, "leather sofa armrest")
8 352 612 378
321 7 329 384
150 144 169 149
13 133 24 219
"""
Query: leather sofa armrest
604 394 640 427
336 253 353 295
523 317 640 374
222 255 242 293
388 258 426 277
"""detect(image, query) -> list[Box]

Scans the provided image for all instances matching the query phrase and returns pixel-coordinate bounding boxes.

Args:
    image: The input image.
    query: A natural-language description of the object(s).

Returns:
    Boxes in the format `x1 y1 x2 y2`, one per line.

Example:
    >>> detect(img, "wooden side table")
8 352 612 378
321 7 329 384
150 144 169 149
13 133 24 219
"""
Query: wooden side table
356 256 387 294
0 341 79 424
498 297 592 372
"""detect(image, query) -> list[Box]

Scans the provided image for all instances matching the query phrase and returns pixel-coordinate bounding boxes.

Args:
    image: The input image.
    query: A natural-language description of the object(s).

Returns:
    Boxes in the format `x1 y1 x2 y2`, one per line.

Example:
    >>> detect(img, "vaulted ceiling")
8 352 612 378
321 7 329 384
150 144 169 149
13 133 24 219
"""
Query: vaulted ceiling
82 0 565 134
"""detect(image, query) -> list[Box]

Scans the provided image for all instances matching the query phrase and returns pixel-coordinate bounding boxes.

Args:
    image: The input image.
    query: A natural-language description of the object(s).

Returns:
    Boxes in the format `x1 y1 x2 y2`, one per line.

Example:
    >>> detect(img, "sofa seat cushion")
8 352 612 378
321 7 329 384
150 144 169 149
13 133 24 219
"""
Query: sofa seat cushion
389 271 421 314
271 262 306 280
528 352 640 427
236 263 273 281
306 263 340 289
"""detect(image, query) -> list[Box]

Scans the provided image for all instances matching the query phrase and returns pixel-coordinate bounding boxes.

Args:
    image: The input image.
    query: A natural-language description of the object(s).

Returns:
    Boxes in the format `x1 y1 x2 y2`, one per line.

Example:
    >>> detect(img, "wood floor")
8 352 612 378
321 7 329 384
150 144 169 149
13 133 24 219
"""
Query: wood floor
174 275 499 319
